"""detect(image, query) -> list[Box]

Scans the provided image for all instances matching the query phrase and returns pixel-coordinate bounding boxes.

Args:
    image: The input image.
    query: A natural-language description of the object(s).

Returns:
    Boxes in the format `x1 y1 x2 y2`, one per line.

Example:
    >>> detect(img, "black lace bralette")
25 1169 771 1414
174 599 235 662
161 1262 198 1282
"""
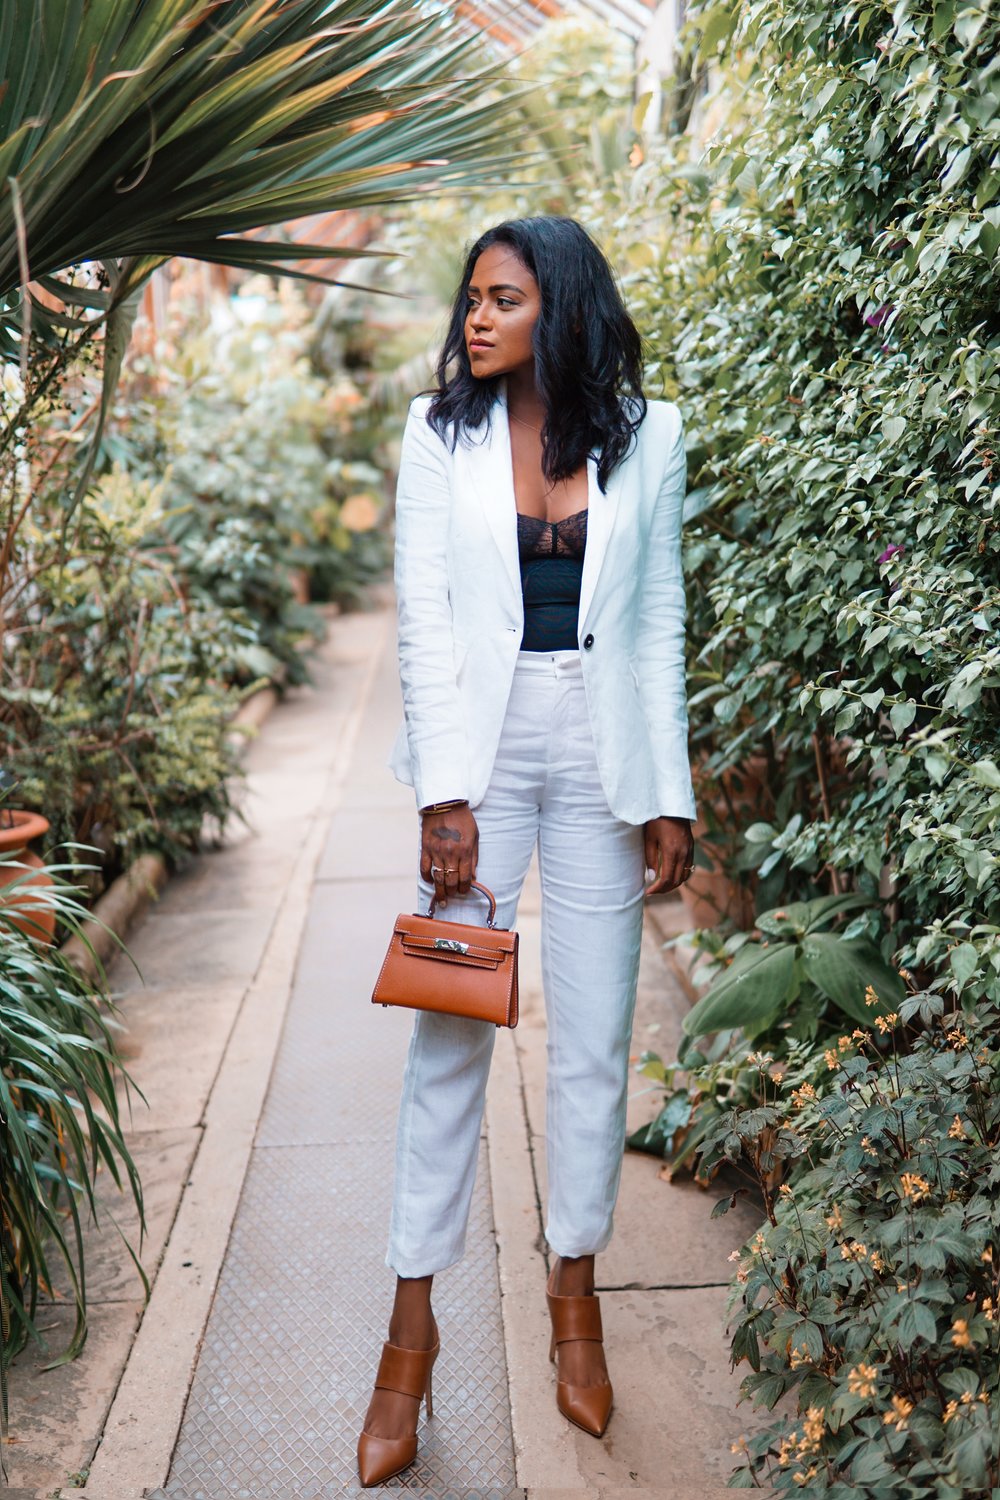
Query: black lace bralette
516 507 588 561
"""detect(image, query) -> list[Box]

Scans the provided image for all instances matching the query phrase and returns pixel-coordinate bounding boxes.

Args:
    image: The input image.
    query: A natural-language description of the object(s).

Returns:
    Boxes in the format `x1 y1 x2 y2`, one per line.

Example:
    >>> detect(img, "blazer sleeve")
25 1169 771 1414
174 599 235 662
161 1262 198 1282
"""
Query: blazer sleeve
634 406 697 821
393 399 471 810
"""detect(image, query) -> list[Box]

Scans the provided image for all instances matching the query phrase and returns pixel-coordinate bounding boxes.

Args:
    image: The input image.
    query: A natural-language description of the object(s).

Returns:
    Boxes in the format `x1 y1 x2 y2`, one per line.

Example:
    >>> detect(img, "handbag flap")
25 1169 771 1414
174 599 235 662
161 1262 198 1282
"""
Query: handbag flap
395 912 516 958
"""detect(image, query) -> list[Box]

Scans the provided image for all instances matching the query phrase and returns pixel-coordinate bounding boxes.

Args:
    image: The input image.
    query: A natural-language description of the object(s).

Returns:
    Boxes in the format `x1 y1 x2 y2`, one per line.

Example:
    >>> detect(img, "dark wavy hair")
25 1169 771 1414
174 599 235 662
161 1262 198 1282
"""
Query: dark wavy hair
426 216 646 493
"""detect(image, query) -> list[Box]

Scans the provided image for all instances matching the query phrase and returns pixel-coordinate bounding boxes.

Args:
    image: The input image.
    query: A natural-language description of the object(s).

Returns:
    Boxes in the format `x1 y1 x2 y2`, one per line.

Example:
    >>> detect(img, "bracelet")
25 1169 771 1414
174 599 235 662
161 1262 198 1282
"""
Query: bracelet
419 798 469 815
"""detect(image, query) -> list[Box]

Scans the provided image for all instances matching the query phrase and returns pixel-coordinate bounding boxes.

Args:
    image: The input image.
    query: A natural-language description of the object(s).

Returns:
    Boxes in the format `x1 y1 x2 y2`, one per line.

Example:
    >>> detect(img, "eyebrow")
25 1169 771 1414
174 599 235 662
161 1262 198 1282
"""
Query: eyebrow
467 282 526 295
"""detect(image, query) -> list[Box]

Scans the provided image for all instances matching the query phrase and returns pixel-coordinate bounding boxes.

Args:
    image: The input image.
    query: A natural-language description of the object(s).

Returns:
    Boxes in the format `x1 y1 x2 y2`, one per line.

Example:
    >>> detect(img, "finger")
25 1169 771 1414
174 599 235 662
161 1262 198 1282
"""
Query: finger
429 852 448 906
457 849 473 894
644 840 668 896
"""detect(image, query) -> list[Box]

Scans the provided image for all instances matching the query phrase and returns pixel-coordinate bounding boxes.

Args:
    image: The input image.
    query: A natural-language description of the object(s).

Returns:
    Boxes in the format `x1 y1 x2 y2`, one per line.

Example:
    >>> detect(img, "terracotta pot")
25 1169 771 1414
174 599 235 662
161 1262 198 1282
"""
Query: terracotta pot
680 755 771 931
0 811 56 943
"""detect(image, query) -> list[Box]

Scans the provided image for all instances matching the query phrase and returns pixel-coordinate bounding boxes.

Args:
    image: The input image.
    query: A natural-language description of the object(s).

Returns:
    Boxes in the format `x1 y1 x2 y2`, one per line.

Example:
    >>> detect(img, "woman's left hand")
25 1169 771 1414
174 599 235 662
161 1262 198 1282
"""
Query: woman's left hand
643 816 694 895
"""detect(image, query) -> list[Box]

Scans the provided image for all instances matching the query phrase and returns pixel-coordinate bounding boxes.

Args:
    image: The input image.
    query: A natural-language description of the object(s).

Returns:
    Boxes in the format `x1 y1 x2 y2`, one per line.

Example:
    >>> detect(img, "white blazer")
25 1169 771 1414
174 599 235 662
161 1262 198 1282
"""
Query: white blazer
388 387 696 825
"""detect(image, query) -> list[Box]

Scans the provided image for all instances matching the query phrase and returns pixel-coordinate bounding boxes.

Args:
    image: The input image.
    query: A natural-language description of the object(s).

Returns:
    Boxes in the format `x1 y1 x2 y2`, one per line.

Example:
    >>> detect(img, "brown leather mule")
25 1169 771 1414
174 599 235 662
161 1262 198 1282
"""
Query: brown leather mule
356 1335 439 1487
546 1265 614 1437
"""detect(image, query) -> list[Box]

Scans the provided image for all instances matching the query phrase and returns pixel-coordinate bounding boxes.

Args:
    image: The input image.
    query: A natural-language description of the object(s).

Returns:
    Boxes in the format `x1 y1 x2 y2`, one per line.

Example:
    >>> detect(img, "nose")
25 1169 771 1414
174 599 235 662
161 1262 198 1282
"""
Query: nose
468 304 492 333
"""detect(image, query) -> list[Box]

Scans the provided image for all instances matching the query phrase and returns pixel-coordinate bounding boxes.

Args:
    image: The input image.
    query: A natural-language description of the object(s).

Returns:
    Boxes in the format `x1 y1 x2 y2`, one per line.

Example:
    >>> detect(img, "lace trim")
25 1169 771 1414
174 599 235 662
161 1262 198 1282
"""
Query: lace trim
516 507 588 561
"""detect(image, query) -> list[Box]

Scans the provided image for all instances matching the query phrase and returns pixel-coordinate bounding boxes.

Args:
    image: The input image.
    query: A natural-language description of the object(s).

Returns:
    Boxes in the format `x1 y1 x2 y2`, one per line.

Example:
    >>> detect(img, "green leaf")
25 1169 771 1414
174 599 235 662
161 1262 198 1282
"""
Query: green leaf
682 943 796 1036
889 700 917 736
969 759 1000 789
801 933 905 1022
949 942 979 991
894 1300 937 1349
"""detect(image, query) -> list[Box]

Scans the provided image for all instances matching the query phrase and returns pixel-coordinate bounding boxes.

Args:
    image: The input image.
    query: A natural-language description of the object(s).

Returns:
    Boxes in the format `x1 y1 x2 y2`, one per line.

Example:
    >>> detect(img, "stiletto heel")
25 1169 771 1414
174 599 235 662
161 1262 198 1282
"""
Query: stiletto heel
546 1264 613 1438
549 1328 556 1363
356 1333 440 1487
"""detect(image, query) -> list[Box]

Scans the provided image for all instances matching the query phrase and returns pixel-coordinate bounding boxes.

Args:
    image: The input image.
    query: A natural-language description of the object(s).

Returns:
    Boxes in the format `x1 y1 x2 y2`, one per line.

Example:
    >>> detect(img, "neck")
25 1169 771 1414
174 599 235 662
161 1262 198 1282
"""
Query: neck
504 369 546 431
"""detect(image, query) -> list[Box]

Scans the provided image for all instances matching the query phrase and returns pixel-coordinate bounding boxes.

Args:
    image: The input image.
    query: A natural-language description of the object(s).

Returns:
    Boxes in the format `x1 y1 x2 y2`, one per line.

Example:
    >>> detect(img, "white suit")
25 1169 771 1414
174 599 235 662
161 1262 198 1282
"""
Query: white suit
389 388 696 822
385 388 695 1278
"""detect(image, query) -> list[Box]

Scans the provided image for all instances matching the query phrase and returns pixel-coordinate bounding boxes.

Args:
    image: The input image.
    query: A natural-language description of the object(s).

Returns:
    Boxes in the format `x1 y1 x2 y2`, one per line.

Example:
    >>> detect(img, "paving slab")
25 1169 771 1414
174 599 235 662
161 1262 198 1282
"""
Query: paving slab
3 1301 144 1494
41 1127 200 1307
110 984 246 1132
111 908 276 998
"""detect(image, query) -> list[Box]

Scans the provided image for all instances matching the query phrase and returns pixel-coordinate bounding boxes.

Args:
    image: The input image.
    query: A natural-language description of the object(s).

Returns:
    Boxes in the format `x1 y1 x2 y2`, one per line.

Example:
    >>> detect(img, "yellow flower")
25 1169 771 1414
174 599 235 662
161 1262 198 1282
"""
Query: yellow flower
948 1116 967 1140
875 1011 899 1034
841 1240 868 1262
801 1407 825 1448
824 1048 839 1069
861 1136 878 1158
898 967 912 981
752 1231 767 1253
982 1298 995 1323
942 1399 959 1424
776 1436 796 1467
946 1028 969 1048
779 1183 794 1197
847 1362 879 1398
852 1028 867 1041
951 1318 973 1349
838 1035 853 1051
983 1247 994 1264
793 1468 818 1487
883 1395 913 1431
791 1082 817 1108
825 1204 844 1231
900 1172 931 1202
870 1250 885 1272
864 984 880 1008
789 1345 811 1370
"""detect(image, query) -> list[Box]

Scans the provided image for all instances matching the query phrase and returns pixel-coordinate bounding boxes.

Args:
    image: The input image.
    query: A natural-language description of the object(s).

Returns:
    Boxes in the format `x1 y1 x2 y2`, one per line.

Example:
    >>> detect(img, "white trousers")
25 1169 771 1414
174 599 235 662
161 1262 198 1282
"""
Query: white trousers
387 651 645 1277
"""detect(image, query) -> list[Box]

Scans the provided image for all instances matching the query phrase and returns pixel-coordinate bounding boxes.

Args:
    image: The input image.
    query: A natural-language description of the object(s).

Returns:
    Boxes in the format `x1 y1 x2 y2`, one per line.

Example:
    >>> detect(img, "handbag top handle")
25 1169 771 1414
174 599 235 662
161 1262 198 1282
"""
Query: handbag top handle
427 880 498 927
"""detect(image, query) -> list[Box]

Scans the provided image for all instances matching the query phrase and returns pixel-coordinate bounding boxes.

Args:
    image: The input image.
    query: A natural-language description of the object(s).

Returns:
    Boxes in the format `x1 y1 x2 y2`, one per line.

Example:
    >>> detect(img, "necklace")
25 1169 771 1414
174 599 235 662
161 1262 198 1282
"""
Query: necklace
508 410 543 435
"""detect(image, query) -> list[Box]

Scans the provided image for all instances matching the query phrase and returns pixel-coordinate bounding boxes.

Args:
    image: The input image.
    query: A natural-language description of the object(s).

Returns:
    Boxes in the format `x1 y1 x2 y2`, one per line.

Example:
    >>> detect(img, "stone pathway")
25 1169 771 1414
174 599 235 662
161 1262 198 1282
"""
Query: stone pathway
5 599 764 1500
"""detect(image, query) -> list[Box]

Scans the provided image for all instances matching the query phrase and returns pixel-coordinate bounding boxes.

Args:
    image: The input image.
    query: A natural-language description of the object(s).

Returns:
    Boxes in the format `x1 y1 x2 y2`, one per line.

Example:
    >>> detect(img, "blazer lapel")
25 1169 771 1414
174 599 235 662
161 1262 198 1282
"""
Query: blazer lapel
466 387 521 599
579 450 625 631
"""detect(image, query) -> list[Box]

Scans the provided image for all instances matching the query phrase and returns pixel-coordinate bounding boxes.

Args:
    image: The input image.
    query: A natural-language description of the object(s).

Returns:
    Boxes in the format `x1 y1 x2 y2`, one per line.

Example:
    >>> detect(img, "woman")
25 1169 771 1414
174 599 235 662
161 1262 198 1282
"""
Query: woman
357 215 695 1486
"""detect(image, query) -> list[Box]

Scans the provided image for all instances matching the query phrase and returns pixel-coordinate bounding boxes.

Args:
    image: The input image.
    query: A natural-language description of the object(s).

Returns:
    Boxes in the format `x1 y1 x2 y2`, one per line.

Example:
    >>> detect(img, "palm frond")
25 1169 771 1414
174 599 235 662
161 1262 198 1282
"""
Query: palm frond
0 0 525 323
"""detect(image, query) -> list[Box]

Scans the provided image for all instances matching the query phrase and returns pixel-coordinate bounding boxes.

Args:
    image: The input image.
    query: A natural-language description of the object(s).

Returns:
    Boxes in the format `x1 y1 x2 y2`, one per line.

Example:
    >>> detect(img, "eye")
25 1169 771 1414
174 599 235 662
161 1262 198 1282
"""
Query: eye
496 297 517 309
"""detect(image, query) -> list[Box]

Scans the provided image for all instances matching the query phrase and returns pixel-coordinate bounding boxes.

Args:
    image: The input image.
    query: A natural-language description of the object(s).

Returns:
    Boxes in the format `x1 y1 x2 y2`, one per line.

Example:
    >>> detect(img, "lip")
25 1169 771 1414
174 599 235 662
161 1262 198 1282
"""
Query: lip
468 340 493 352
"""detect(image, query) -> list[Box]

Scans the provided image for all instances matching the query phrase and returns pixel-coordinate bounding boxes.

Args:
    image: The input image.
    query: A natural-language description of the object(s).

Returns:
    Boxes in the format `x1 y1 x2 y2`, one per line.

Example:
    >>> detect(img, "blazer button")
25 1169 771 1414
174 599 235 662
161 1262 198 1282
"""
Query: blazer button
583 633 595 650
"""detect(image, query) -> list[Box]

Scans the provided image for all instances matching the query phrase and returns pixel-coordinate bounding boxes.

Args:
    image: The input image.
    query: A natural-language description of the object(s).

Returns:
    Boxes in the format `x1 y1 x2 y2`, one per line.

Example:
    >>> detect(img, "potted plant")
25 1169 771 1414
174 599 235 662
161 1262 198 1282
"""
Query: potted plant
0 804 56 944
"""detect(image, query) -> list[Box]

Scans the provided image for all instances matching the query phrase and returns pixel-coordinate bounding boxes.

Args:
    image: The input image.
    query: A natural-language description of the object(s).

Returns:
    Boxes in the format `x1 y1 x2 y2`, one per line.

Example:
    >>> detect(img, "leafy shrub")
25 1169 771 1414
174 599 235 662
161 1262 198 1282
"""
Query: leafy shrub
611 0 1000 1001
0 858 145 1367
1 464 241 878
713 998 999 1494
605 0 1000 1486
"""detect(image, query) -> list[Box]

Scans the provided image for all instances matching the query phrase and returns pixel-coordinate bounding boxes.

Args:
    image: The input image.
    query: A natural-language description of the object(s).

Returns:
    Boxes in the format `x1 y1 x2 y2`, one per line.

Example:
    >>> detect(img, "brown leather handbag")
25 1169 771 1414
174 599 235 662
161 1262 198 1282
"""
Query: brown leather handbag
372 881 518 1028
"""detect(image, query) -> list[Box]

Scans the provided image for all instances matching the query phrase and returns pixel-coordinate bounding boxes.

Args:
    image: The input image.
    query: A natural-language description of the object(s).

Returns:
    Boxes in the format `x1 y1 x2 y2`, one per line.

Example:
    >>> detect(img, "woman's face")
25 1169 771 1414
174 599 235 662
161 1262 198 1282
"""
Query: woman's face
464 243 540 381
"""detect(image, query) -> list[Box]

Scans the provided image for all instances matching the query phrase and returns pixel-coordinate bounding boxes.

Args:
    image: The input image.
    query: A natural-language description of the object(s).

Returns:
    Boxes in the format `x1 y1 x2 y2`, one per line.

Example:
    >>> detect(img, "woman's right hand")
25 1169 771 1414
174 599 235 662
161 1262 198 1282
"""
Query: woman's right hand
421 805 479 907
